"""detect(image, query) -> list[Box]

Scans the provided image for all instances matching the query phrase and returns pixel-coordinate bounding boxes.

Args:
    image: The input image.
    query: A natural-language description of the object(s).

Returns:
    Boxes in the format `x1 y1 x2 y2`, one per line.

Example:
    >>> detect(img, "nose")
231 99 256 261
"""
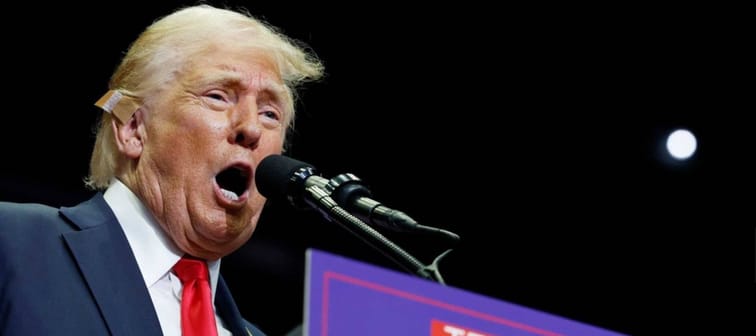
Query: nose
230 105 262 149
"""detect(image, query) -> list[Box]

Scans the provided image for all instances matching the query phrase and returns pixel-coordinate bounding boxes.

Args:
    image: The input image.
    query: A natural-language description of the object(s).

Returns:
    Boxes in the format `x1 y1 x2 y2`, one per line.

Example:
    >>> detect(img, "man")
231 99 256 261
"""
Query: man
0 4 323 335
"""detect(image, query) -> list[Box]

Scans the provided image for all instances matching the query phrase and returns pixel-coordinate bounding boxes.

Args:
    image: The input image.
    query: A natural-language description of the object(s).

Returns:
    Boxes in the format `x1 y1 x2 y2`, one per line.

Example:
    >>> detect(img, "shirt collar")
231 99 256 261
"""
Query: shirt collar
103 179 221 297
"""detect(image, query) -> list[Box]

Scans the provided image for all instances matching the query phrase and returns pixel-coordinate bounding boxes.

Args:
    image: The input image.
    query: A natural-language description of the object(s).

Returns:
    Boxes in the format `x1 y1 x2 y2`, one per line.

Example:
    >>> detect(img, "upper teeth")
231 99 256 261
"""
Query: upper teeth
220 188 239 201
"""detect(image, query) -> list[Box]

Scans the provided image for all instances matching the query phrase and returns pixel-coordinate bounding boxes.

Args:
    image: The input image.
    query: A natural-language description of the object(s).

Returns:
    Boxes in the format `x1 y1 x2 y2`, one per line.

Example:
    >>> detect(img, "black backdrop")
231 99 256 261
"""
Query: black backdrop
0 2 741 335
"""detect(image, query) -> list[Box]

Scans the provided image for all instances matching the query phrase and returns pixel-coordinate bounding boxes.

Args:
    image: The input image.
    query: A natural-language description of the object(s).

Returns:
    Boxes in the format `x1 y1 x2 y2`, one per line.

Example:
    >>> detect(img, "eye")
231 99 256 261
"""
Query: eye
202 90 235 110
205 90 229 102
259 108 282 128
261 110 279 121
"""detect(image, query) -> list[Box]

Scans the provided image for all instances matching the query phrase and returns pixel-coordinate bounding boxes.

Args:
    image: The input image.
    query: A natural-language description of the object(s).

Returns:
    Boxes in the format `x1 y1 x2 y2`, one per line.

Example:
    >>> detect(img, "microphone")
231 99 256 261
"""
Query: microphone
256 154 421 232
257 154 458 284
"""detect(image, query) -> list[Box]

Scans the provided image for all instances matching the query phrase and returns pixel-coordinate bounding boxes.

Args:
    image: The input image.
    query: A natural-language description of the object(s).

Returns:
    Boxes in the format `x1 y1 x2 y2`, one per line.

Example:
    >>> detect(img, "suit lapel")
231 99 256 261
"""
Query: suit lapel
61 194 163 336
216 276 249 335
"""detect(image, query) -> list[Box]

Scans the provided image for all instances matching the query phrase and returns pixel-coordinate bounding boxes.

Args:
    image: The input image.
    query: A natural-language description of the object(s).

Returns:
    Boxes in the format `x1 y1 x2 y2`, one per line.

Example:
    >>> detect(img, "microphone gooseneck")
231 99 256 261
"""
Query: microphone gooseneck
255 154 459 284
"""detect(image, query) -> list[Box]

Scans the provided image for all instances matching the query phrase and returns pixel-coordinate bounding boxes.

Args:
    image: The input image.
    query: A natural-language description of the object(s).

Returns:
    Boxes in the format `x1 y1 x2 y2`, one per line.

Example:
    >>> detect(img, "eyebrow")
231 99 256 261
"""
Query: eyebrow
196 70 287 95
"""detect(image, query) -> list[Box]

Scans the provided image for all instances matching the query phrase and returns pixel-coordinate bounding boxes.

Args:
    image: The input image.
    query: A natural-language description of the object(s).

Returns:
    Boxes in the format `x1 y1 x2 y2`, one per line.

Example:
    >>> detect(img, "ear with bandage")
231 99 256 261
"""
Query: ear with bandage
94 90 140 123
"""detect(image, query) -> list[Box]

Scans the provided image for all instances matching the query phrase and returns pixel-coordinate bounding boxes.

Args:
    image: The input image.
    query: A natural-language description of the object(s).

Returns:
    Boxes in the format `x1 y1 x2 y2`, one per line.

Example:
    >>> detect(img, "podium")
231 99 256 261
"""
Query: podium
304 248 626 336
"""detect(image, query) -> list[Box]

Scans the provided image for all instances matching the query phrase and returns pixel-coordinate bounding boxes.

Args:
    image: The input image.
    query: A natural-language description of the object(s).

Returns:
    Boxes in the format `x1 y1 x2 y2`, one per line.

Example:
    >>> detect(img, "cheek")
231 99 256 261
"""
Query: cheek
153 132 206 164
251 193 267 209
160 116 226 152
260 131 286 152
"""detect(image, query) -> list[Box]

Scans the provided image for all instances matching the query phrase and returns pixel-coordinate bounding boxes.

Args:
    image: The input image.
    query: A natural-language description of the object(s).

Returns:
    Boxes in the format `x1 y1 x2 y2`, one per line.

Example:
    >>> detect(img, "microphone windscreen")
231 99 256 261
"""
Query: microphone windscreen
256 154 315 200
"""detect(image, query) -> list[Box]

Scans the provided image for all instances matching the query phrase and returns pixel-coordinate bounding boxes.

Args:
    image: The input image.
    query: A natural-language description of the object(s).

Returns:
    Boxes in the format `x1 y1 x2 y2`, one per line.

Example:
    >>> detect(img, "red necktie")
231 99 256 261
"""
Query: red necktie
174 256 219 336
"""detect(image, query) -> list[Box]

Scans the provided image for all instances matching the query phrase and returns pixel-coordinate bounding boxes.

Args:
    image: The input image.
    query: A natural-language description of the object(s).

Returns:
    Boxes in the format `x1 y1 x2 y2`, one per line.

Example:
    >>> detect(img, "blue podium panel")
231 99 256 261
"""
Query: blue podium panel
304 249 626 336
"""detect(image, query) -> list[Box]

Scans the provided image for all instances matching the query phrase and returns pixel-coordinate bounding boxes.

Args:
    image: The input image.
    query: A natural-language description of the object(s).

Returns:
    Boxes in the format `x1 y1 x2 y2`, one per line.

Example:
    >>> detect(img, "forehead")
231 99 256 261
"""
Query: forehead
181 48 285 93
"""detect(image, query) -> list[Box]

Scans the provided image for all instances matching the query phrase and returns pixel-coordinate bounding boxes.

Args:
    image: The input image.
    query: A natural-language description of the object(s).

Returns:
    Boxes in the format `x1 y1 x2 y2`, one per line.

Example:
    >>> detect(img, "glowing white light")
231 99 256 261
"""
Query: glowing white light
666 129 697 160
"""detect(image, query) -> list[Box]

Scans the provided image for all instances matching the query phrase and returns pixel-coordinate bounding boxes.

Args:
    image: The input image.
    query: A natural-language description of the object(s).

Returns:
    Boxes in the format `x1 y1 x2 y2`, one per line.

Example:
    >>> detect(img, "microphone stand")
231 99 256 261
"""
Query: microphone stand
304 184 451 285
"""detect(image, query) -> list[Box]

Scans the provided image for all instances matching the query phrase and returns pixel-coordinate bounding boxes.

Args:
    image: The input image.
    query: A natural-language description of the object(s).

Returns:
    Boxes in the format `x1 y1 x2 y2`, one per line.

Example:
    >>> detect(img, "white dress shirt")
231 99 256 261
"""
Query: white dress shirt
104 179 233 336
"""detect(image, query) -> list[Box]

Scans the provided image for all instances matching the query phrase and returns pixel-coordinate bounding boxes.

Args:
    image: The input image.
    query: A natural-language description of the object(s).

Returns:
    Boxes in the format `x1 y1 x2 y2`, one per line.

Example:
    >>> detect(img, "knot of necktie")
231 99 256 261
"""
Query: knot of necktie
174 256 210 283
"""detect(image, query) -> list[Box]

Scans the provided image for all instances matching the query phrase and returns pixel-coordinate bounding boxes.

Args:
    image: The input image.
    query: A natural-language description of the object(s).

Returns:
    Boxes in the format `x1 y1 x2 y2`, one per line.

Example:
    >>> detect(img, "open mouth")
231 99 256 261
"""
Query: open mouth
215 164 251 202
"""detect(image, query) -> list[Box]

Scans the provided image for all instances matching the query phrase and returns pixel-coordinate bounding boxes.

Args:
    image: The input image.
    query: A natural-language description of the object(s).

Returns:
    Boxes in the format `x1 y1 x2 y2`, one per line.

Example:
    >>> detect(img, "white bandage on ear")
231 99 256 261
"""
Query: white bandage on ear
94 90 139 123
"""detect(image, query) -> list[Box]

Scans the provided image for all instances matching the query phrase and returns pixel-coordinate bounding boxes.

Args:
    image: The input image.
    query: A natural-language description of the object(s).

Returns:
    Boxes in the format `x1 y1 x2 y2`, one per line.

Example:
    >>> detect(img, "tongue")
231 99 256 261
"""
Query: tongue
220 188 239 201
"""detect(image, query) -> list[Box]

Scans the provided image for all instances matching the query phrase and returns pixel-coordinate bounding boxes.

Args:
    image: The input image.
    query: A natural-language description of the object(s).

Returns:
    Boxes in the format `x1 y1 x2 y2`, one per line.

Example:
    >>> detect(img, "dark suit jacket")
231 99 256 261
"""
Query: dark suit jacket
0 193 266 336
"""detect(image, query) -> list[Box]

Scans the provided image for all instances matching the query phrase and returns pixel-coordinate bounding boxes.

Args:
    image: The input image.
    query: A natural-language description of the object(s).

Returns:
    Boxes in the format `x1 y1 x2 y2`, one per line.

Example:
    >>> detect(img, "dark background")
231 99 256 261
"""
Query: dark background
0 2 746 335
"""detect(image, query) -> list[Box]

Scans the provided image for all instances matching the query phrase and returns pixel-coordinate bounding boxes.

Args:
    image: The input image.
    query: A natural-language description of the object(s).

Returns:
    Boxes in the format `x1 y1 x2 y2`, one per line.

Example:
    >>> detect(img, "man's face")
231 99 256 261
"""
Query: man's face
135 45 289 260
